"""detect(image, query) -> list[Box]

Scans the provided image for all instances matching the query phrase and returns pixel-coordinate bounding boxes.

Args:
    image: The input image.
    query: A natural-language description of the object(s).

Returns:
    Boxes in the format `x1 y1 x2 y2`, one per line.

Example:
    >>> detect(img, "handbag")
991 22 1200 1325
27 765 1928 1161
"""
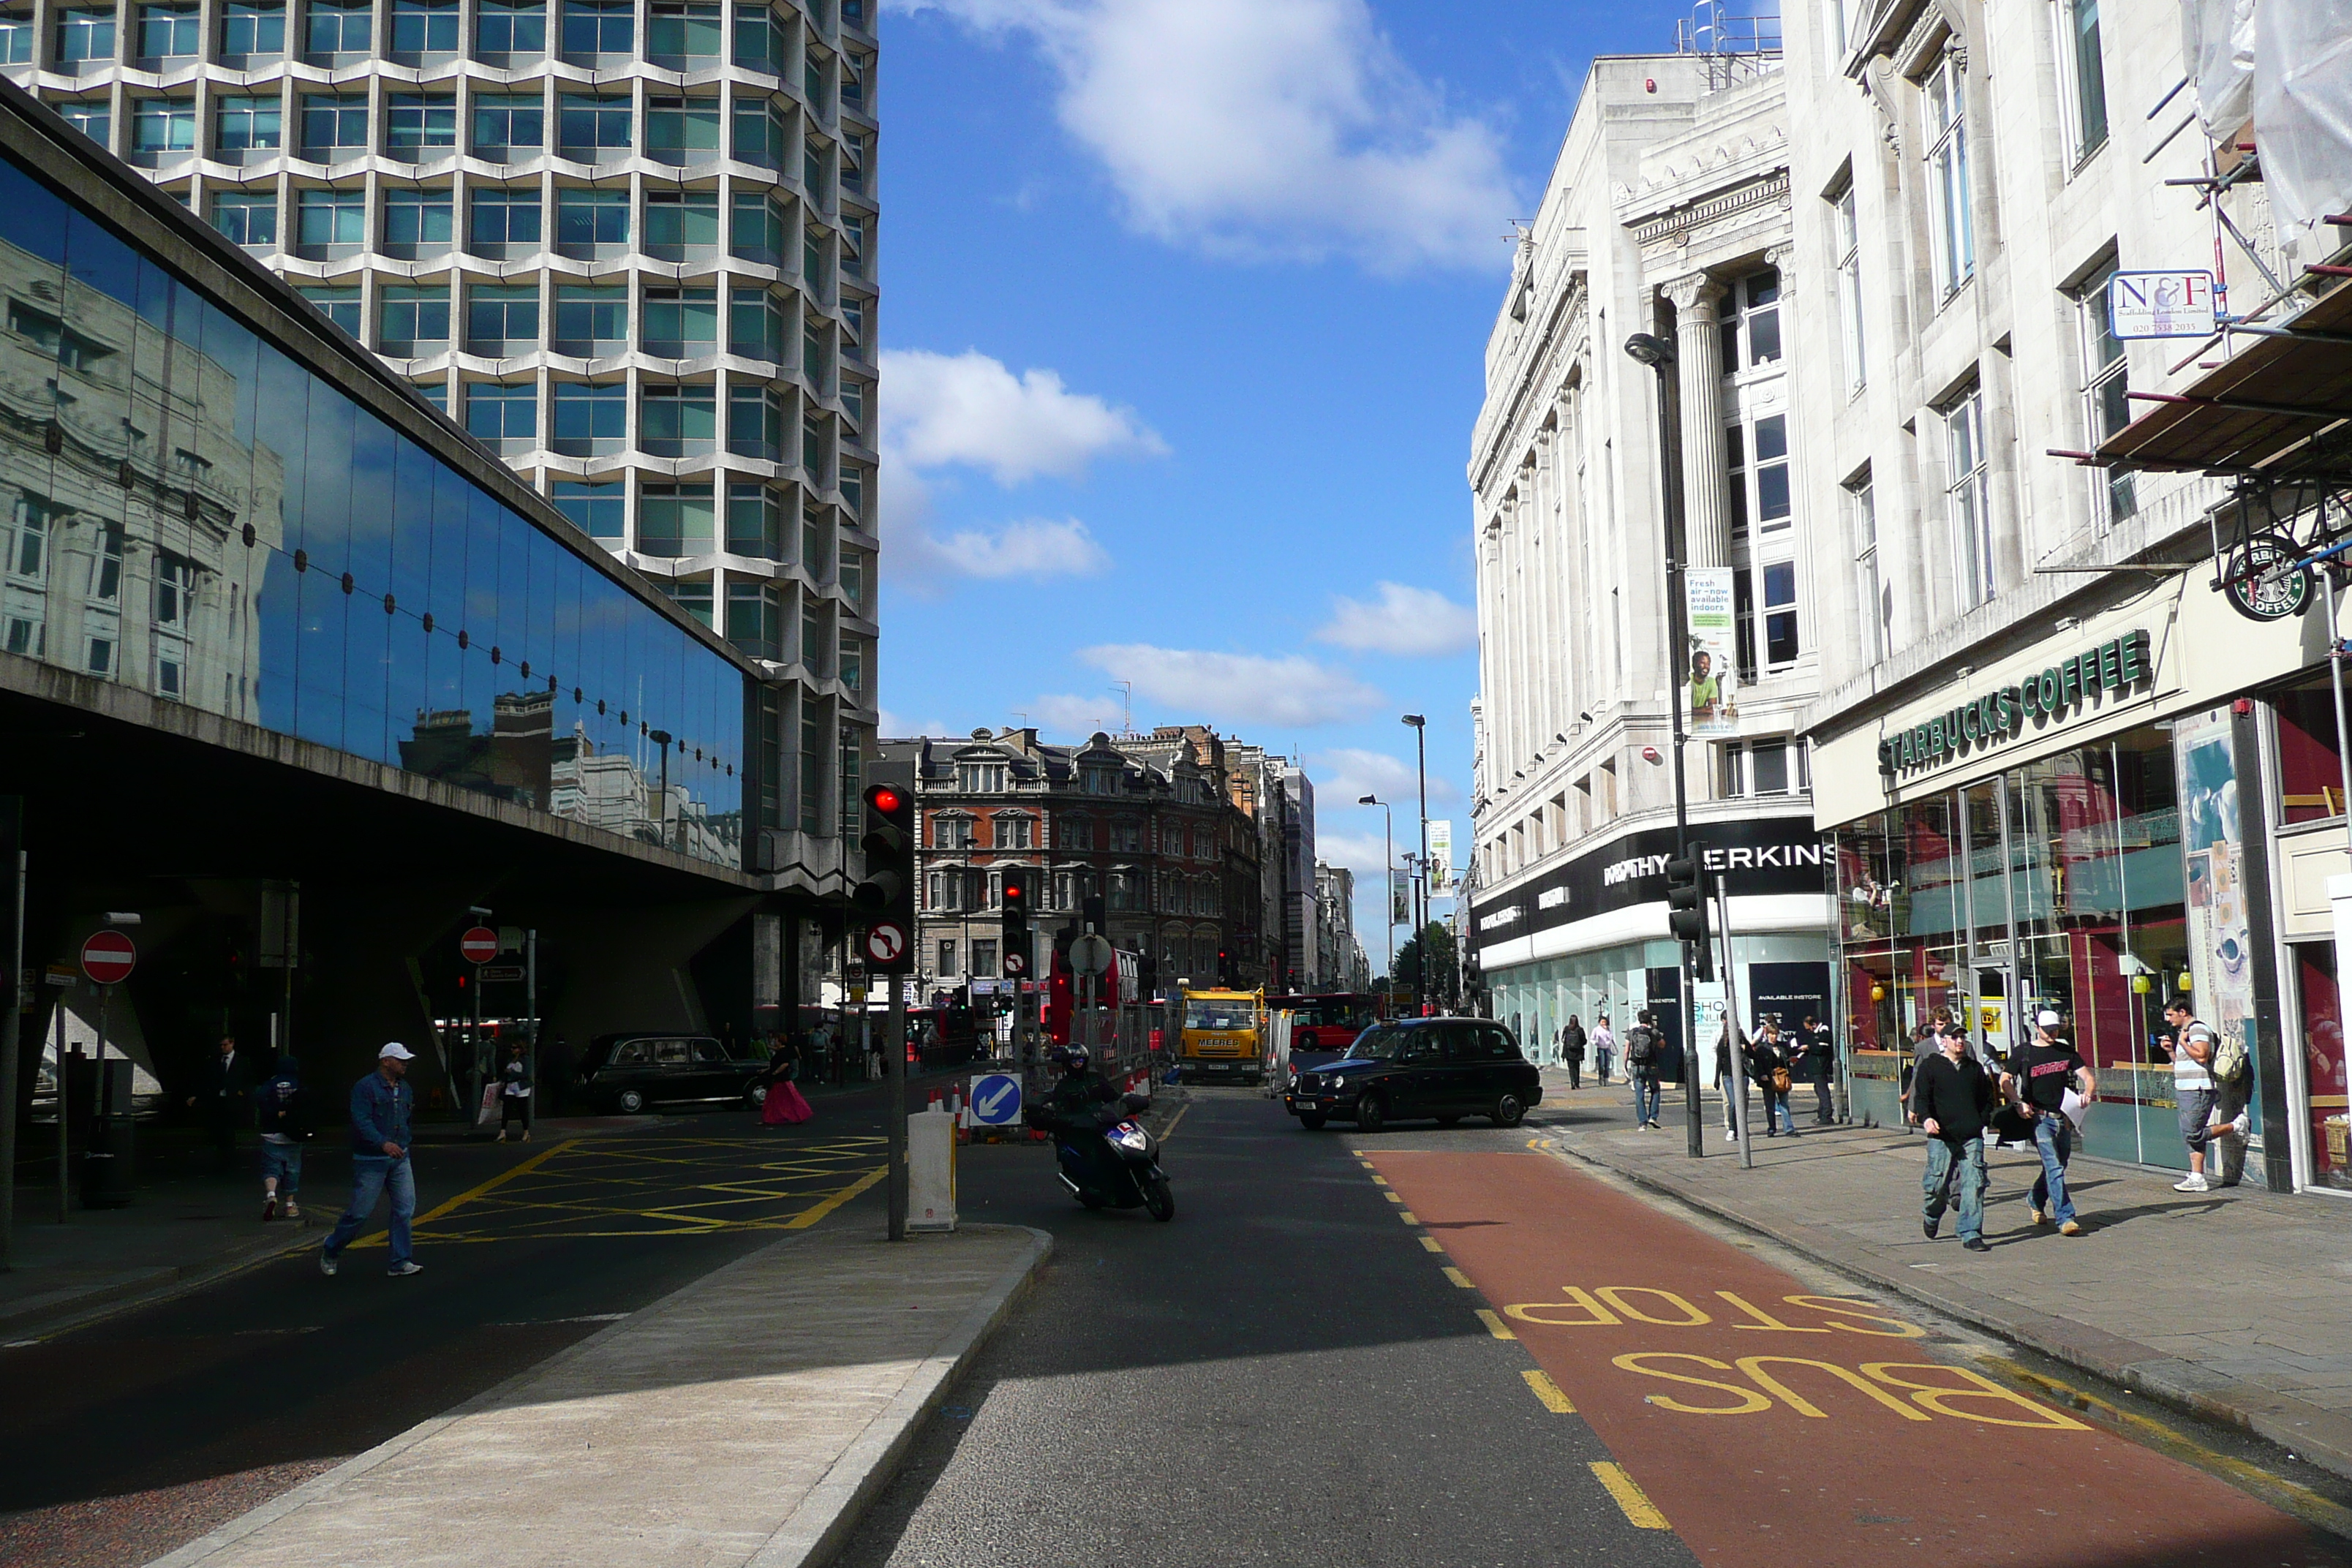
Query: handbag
1770 1066 1793 1094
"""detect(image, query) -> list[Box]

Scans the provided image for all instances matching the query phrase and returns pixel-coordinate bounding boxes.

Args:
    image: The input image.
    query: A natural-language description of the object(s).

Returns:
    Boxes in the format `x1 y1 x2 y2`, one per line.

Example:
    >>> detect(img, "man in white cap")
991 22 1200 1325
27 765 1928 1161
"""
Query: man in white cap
321 1044 422 1277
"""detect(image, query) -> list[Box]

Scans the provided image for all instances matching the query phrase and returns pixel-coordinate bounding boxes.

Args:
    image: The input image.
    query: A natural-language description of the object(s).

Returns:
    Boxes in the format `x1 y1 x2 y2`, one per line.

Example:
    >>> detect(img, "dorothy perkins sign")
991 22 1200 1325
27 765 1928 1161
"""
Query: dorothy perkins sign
1877 628 2153 777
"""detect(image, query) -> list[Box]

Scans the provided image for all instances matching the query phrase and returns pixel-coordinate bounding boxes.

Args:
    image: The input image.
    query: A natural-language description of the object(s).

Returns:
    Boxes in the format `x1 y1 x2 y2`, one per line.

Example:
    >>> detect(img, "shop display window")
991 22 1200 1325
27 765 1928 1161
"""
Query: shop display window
2272 679 2345 826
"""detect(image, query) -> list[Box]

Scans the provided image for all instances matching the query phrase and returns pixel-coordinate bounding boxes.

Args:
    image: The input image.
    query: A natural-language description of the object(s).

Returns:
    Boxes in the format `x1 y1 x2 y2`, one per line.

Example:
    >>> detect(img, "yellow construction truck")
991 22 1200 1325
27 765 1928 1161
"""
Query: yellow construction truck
1177 987 1266 1084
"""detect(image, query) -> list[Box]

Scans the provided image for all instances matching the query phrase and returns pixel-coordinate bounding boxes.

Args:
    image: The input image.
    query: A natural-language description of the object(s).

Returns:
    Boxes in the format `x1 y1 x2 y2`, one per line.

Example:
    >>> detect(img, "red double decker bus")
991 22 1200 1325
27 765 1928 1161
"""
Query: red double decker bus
1270 992 1384 1055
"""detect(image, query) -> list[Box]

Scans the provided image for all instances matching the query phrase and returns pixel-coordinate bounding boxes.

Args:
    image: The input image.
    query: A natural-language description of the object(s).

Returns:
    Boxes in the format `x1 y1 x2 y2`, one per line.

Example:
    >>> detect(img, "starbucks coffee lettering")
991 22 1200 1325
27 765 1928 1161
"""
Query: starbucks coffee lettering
1877 630 2152 777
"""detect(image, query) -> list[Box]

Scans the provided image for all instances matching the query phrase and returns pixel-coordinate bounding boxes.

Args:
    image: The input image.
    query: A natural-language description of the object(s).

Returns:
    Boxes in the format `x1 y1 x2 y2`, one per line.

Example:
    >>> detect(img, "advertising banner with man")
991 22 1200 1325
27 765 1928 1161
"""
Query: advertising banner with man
1685 567 1739 736
1428 820 1454 894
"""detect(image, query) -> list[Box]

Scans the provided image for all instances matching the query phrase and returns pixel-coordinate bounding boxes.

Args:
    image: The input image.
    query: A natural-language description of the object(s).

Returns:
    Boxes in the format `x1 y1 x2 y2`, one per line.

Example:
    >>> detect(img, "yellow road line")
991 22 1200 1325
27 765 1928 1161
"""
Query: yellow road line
1523 1370 1575 1414
1398 1210 1418 1224
1158 1104 1192 1142
1419 1235 1446 1254
1591 1463 1670 1529
1369 1175 1389 1186
785 1164 888 1229
1474 1308 1516 1341
1382 1190 1403 1204
350 1138 581 1248
1442 1266 1474 1289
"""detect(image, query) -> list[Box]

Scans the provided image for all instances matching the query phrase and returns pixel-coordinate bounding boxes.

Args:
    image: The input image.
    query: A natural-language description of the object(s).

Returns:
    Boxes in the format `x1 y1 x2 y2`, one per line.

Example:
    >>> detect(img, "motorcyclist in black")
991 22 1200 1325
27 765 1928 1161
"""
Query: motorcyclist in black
1035 1045 1122 1186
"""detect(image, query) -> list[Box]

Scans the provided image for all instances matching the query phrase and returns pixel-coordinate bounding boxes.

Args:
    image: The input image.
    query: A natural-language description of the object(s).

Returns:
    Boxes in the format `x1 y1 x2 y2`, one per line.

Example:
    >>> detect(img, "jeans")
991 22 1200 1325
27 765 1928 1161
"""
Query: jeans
260 1139 302 1194
1564 1058 1583 1090
1594 1049 1611 1082
1632 1071 1662 1126
1813 1063 1834 1123
1763 1086 1795 1135
1923 1134 1988 1240
2029 1112 2076 1224
325 1155 415 1265
1719 1072 1742 1133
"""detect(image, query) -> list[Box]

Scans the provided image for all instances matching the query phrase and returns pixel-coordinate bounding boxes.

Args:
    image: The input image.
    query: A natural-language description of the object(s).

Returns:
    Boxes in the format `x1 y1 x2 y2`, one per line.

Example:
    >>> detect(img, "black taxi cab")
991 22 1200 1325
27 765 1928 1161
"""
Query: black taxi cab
1283 1017 1539 1132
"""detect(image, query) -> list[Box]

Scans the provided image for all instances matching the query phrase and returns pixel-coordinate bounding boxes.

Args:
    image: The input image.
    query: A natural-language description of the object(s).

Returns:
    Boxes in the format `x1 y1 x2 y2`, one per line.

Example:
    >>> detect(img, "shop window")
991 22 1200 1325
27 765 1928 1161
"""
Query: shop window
2296 945 2349 1188
2273 680 2345 824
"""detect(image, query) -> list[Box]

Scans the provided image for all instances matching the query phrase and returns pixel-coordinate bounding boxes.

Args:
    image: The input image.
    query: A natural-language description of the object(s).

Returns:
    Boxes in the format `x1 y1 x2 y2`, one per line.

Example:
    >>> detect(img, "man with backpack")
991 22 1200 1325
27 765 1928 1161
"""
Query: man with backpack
252 1052 309 1222
1624 1010 1665 1130
2165 998 2249 1192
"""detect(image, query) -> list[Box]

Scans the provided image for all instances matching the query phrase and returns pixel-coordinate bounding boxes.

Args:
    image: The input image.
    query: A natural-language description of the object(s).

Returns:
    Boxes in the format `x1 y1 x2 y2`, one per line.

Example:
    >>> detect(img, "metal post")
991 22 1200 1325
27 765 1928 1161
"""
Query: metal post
53 1002 66 1224
525 929 538 1125
2328 573 2352 862
885 974 907 1241
0 816 23 1267
1716 873 1754 1169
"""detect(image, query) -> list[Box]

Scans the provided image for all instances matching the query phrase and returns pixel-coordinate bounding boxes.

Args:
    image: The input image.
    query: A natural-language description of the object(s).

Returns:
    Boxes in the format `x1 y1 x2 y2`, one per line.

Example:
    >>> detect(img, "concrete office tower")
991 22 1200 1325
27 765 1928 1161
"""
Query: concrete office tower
1465 18 1833 1064
5 0 879 853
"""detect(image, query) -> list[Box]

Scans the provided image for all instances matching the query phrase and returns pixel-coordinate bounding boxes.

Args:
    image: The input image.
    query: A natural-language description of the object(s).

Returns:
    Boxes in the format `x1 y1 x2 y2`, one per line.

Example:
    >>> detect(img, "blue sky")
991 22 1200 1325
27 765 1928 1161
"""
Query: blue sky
875 0 1669 957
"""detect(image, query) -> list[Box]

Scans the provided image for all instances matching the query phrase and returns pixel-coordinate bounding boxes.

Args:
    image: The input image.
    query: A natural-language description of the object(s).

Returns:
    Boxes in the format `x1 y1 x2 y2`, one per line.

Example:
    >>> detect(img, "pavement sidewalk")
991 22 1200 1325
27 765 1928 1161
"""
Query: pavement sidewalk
1534 1071 2352 1483
143 1221 1049 1568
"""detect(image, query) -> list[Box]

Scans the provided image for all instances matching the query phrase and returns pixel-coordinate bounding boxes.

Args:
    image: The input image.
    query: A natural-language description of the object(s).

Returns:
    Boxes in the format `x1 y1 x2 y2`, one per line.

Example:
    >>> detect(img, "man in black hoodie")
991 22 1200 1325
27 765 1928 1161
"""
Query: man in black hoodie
1910 1023 1995 1251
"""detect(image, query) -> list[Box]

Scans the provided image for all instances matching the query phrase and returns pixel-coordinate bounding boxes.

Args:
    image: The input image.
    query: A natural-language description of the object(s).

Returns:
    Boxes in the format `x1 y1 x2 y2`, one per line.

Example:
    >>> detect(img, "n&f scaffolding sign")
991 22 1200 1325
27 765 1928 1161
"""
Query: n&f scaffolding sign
2108 270 2217 339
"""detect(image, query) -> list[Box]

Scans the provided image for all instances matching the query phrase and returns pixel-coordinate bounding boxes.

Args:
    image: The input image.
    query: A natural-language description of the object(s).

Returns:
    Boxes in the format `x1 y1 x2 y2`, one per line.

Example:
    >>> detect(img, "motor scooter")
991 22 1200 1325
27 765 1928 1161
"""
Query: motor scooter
1049 1092 1175 1221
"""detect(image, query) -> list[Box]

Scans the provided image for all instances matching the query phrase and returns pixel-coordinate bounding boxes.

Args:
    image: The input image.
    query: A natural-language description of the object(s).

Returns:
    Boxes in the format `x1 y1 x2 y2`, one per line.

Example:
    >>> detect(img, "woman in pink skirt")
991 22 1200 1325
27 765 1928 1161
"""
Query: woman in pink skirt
761 1034 814 1126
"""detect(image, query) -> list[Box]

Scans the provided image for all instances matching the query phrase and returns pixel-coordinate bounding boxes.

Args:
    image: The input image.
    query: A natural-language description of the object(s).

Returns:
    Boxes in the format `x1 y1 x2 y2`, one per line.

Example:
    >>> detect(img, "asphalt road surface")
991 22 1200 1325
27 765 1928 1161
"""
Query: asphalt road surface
840 1086 2352 1568
0 1093 900 1568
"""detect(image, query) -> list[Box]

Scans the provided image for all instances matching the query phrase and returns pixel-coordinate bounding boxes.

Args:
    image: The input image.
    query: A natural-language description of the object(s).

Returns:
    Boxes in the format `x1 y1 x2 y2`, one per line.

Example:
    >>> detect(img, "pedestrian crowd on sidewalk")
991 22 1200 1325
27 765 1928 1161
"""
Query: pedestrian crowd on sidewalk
1901 999 2254 1253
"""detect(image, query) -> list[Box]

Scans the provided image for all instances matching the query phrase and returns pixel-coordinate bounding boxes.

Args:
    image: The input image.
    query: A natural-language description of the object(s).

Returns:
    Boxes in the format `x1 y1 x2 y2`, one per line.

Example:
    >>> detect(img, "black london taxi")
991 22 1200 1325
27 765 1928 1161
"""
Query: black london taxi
577 1032 769 1113
1283 1016 1541 1132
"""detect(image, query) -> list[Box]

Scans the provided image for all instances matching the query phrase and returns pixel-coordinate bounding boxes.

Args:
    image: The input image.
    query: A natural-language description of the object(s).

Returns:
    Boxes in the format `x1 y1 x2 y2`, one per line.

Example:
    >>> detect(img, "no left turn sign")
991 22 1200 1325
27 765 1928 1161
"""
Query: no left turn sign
862 921 907 967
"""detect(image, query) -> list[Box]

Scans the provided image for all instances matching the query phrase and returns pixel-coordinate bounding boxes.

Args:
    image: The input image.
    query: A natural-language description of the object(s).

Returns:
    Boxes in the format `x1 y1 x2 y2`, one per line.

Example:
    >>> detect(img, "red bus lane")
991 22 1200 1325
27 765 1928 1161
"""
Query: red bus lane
1368 1150 2348 1568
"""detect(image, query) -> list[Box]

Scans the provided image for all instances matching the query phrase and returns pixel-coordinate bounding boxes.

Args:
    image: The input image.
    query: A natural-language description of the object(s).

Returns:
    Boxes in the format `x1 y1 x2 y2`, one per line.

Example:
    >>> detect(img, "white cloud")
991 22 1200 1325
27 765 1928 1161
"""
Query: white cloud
1029 693 1129 736
879 348 1165 485
1311 747 1458 807
892 0 1520 273
1314 581 1478 657
897 516 1112 583
1314 830 1401 875
1079 644 1382 728
878 709 953 738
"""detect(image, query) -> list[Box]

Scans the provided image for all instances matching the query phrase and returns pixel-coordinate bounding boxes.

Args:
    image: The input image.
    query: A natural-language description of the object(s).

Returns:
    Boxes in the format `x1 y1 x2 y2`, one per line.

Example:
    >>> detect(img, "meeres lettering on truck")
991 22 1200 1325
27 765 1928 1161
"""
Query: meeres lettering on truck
1179 988 1264 1083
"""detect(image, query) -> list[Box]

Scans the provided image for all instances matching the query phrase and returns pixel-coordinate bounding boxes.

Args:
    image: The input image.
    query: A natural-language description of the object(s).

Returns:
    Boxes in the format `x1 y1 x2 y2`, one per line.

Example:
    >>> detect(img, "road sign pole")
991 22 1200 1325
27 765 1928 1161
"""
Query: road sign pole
886 974 907 1242
525 929 538 1128
53 1003 66 1224
0 798 23 1268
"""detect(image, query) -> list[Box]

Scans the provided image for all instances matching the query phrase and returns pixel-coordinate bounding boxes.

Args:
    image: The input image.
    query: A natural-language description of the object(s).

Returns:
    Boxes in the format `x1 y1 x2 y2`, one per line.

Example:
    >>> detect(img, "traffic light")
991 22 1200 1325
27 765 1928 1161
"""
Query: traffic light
1666 847 1714 982
851 780 915 973
1000 867 1033 979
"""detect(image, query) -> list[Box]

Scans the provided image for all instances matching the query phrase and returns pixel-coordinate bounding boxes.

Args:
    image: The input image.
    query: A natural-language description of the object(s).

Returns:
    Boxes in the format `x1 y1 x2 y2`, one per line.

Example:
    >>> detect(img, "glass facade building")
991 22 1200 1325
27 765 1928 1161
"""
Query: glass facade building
0 135 750 864
3 0 878 865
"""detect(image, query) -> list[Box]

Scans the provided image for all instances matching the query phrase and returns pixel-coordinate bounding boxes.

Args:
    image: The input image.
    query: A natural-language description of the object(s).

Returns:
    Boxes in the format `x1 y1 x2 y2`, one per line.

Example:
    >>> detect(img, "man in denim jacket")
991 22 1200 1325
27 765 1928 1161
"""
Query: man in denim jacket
321 1043 423 1278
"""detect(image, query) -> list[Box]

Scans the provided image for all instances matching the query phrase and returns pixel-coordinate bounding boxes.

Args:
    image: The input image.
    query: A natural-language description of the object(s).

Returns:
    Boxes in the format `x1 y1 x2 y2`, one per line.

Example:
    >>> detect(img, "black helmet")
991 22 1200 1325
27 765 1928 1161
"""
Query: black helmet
1053 1045 1090 1072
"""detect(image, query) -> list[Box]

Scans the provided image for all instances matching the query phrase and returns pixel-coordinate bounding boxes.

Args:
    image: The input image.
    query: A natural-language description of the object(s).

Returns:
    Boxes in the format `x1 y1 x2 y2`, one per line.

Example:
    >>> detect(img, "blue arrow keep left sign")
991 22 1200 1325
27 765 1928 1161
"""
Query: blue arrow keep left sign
970 1073 1022 1126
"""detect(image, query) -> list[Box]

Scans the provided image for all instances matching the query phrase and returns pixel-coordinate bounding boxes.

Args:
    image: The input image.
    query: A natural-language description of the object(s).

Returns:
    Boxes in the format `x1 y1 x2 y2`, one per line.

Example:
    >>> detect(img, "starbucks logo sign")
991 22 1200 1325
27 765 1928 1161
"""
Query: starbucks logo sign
2223 533 2312 623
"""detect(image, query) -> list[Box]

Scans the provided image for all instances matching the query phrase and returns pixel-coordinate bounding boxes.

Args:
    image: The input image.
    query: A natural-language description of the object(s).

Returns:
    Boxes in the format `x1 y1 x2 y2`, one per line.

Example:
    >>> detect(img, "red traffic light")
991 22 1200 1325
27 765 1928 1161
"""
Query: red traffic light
869 785 903 813
1004 882 1025 903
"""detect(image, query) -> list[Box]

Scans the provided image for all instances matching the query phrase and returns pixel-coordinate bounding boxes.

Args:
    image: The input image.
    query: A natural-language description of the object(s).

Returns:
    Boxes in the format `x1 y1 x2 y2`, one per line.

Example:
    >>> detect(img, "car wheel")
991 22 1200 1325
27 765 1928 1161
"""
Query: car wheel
1490 1093 1526 1128
1298 1112 1328 1130
745 1082 767 1110
1357 1093 1387 1134
1436 1115 1461 1127
617 1088 647 1114
1143 1175 1176 1222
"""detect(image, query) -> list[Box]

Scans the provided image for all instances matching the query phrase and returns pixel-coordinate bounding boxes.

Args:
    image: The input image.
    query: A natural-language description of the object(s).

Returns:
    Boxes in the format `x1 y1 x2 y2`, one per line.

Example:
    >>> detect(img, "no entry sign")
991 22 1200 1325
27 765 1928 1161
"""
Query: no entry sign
80 930 136 986
459 925 500 965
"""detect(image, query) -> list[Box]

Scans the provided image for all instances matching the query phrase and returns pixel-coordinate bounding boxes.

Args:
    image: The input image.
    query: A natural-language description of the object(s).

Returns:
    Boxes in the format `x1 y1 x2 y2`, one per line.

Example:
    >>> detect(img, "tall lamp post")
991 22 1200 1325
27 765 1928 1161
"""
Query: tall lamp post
1359 794 1394 988
1400 715 1429 1014
1624 327 1704 1159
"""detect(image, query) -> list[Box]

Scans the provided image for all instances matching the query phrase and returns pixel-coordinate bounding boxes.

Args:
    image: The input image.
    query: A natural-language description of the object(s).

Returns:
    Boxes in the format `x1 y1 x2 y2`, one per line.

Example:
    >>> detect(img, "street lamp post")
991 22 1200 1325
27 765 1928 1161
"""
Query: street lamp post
1358 794 1394 990
1625 327 1705 1160
1401 715 1428 1014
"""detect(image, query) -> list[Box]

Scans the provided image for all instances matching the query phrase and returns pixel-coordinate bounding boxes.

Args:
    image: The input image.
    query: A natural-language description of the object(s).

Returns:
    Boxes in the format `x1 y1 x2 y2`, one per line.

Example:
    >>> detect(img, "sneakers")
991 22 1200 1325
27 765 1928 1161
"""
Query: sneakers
261 1194 278 1222
494 1130 508 1143
1923 1218 1940 1240
320 1251 339 1277
2174 1173 2210 1193
2059 1220 2084 1236
1962 1237 1991 1253
1725 1127 1738 1142
284 1199 301 1220
386 1260 424 1277
2230 1109 2251 1139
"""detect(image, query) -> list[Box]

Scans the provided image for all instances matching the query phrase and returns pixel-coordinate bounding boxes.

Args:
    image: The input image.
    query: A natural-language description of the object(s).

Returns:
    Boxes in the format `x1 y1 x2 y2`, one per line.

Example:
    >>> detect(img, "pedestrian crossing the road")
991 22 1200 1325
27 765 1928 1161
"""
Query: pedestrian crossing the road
354 1133 888 1245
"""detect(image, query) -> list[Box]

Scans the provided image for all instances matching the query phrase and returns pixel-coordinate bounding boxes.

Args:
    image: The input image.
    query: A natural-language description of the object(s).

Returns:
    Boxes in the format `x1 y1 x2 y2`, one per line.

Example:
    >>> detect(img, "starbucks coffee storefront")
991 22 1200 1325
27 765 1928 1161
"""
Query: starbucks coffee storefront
1809 569 2352 1194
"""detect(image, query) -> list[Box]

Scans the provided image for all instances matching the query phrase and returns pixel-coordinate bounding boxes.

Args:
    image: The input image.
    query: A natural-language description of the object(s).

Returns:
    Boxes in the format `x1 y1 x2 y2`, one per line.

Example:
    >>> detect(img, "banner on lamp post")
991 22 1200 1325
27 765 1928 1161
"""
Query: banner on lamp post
1391 877 1410 927
1684 566 1740 737
1427 821 1454 894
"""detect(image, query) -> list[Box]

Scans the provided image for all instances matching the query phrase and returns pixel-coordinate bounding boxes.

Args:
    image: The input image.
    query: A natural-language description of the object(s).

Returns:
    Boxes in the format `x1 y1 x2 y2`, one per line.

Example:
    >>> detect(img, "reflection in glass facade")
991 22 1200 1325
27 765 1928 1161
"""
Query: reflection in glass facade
0 150 744 865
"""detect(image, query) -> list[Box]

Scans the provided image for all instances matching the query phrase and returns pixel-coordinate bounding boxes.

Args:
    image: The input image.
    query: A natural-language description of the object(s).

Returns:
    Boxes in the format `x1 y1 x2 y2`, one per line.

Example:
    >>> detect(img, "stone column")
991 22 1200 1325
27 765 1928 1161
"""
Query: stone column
1665 273 1731 570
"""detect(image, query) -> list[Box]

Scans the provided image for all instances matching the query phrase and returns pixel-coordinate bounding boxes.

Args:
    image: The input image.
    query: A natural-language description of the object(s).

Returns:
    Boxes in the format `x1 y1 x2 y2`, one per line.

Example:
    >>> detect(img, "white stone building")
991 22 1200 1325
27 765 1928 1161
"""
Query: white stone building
1468 27 1836 1067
